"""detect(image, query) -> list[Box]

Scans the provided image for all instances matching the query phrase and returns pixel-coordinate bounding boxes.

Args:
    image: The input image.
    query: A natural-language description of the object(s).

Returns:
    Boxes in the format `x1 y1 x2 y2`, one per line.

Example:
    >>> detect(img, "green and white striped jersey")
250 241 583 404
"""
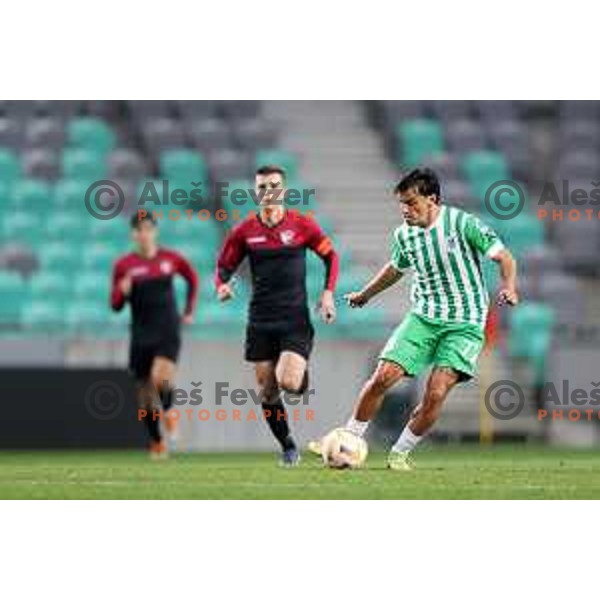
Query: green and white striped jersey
390 205 504 329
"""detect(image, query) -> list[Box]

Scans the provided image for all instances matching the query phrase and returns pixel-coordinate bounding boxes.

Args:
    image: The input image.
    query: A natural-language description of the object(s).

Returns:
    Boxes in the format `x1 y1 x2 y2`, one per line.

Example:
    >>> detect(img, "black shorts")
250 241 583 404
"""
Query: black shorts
245 322 314 362
129 334 181 380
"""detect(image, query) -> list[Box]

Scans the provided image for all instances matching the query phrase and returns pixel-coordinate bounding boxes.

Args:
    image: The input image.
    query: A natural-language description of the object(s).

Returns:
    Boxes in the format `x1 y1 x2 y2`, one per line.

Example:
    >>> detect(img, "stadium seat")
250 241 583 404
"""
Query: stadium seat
67 117 116 155
462 150 509 186
189 118 232 152
445 119 487 154
65 300 107 332
43 212 91 242
81 242 120 270
9 179 52 212
160 149 207 184
255 149 298 180
73 271 109 302
107 149 147 181
21 149 60 180
508 302 555 383
0 272 27 324
233 119 277 152
52 179 90 210
0 147 21 183
21 298 65 329
28 270 73 301
0 118 23 148
397 119 444 166
40 241 84 271
63 148 107 180
1 212 42 245
24 118 66 150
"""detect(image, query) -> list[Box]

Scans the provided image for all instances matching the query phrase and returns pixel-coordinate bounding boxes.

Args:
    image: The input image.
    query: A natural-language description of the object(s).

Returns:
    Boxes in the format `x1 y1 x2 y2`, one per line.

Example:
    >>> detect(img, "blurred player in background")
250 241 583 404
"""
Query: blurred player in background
216 165 339 466
111 214 199 459
313 168 519 469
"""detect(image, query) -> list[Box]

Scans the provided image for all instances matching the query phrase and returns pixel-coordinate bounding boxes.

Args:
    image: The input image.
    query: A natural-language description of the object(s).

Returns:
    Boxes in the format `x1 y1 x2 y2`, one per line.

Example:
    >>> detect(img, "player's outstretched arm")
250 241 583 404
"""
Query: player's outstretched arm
345 261 403 308
110 260 130 312
175 252 199 324
215 227 246 302
491 248 519 306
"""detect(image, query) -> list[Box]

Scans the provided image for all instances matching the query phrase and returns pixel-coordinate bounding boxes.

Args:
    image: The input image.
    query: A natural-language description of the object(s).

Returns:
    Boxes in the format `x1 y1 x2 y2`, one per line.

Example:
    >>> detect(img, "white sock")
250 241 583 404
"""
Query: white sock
391 426 422 453
345 417 369 438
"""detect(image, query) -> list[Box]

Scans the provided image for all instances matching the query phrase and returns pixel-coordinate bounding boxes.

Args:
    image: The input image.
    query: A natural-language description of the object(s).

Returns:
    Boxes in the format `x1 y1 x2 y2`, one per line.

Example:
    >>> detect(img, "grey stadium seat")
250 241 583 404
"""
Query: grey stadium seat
221 101 260 120
445 119 487 154
22 149 60 180
232 119 277 152
189 119 232 152
0 118 23 148
177 101 218 121
422 152 460 183
141 118 185 155
107 149 147 181
208 148 251 182
560 101 600 120
558 151 600 178
24 118 66 150
428 100 474 122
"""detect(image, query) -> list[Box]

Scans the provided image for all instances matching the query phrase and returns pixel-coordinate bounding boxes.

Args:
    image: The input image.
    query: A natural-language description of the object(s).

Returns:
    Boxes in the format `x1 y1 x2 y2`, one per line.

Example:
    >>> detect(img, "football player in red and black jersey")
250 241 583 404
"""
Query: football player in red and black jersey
111 215 199 458
215 165 339 465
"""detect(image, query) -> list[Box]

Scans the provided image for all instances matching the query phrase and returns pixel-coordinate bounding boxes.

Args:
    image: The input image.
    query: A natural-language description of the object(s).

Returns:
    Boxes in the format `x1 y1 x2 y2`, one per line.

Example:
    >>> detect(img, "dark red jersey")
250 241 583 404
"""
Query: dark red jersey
215 211 339 327
111 247 199 339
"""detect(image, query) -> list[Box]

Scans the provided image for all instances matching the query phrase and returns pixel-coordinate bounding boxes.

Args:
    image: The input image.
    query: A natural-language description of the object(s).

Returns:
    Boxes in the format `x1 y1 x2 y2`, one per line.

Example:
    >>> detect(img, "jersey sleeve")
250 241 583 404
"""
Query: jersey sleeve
173 251 199 316
215 225 247 288
110 258 127 311
390 229 410 270
463 213 504 258
304 216 339 292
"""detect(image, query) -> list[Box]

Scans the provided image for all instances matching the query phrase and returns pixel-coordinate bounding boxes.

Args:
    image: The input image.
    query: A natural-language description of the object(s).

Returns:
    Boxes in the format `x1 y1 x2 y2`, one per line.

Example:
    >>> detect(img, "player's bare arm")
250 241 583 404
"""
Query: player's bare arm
492 248 519 306
345 261 403 308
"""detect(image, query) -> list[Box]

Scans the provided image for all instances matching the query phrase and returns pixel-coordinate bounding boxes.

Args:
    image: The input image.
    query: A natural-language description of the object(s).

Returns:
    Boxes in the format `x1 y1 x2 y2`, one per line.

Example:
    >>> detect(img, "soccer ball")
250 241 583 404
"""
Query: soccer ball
321 428 368 469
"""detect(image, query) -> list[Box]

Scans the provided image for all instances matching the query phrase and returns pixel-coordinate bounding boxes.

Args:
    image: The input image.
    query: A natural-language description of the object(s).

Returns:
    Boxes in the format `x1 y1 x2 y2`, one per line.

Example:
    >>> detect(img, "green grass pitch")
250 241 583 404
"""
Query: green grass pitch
1 445 599 499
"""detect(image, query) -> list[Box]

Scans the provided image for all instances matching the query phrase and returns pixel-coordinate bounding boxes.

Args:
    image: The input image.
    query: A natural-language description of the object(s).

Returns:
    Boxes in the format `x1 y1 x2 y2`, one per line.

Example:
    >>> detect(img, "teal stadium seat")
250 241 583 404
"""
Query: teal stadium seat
0 272 26 324
160 149 207 186
63 149 107 180
1 212 43 246
0 148 21 184
22 299 65 329
52 179 90 211
508 302 555 384
462 150 510 190
65 300 107 333
43 212 91 243
28 270 73 301
40 241 84 271
9 179 52 213
67 118 116 155
397 119 444 166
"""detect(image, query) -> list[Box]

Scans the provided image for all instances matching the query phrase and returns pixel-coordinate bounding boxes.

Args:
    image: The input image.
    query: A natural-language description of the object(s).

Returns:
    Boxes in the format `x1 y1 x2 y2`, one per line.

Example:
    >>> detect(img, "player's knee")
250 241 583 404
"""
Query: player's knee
277 371 303 394
369 366 399 395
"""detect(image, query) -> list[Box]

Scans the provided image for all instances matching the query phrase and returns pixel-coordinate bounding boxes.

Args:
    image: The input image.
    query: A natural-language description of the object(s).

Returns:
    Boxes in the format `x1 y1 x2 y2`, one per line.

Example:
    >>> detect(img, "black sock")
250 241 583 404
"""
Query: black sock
262 401 295 451
159 387 174 411
144 412 162 443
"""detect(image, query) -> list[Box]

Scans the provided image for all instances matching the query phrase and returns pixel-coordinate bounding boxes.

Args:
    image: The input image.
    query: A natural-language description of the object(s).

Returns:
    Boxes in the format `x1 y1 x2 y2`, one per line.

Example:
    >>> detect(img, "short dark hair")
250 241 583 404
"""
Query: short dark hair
395 168 441 202
130 213 157 229
256 164 287 183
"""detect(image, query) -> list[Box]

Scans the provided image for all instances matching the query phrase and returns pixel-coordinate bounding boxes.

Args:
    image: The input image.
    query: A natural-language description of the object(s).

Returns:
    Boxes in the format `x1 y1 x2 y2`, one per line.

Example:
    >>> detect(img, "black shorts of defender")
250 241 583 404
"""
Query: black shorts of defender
128 334 181 380
244 322 314 363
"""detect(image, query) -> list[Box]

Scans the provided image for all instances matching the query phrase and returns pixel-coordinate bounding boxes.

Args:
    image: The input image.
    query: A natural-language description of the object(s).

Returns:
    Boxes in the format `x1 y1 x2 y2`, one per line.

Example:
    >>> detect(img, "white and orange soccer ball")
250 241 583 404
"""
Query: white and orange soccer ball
320 428 368 469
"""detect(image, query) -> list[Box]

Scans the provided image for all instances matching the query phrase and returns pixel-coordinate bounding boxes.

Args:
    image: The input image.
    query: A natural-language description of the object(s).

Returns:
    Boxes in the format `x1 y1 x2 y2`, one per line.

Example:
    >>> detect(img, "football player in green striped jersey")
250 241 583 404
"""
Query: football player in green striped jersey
313 168 518 470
